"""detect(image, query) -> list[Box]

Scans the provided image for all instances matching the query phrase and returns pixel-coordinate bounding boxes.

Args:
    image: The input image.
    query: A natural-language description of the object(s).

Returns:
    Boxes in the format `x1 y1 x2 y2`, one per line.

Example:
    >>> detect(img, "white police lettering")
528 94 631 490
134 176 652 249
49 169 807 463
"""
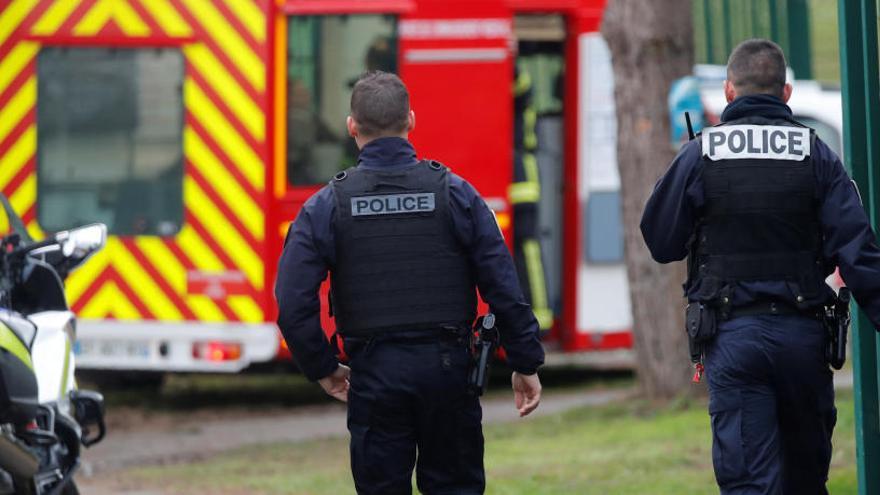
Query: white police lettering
351 193 436 216
702 125 811 161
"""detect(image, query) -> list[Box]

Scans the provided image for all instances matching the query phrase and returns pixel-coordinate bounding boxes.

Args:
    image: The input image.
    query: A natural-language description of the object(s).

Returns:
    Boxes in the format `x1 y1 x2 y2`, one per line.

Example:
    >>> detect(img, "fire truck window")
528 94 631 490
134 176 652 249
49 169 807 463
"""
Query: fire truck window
37 47 184 237
287 15 397 186
585 191 624 263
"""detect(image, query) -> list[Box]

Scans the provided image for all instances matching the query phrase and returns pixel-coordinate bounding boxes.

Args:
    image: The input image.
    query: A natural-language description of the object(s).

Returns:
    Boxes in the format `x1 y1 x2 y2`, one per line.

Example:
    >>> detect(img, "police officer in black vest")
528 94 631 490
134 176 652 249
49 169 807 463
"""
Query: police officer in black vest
276 71 545 495
642 39 880 494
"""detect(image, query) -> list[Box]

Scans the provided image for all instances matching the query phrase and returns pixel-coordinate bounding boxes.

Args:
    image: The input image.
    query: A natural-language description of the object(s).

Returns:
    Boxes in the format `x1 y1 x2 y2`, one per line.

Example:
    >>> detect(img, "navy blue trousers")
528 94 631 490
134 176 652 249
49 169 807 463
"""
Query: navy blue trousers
704 314 836 495
345 337 485 495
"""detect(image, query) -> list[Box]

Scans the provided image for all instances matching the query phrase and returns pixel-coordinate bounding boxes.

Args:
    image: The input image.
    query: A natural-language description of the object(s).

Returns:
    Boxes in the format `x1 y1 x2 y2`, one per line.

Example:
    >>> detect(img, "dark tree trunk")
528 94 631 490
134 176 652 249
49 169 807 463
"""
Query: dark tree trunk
601 1 695 399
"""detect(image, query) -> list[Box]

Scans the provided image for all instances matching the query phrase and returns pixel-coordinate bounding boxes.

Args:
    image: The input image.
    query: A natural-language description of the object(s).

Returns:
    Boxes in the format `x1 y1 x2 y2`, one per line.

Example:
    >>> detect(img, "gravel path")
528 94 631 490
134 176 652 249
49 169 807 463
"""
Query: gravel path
79 386 634 476
75 370 854 494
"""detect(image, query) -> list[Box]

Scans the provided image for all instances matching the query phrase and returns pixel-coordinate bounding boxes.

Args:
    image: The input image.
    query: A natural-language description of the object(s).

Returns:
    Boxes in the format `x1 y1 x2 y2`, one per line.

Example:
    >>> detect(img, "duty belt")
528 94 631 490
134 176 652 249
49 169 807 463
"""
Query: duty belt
724 300 823 321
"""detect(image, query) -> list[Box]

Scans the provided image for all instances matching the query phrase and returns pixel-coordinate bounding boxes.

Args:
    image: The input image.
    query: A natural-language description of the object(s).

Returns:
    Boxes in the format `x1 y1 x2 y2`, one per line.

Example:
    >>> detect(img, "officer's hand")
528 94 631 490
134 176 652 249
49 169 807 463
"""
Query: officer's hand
318 364 351 402
511 371 541 417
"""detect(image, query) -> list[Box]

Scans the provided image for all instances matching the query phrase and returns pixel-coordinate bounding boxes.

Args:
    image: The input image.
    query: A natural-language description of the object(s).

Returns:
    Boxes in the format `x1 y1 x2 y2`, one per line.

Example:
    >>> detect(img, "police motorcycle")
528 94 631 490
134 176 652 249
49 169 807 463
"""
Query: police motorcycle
0 194 106 495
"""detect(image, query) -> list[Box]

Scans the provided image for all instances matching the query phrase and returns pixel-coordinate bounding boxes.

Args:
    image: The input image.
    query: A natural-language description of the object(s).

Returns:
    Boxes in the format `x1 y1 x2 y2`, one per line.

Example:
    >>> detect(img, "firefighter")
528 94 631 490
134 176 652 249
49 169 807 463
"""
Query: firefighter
511 66 553 331
641 39 880 494
275 71 544 495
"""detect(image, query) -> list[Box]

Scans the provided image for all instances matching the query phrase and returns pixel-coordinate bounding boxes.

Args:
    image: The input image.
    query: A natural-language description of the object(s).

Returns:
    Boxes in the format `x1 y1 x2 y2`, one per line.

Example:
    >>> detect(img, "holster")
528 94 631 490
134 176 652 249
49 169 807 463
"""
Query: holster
824 288 851 370
686 302 717 363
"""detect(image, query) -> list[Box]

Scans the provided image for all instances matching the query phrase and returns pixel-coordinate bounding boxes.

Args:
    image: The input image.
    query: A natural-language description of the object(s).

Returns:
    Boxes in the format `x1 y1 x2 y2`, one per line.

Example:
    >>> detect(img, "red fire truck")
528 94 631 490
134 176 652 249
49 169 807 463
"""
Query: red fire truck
0 0 637 374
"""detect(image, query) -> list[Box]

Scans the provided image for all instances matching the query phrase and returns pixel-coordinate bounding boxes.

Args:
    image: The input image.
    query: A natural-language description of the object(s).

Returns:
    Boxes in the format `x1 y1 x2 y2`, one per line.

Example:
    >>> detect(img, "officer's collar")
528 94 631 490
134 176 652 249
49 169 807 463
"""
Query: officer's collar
720 94 793 123
356 137 419 170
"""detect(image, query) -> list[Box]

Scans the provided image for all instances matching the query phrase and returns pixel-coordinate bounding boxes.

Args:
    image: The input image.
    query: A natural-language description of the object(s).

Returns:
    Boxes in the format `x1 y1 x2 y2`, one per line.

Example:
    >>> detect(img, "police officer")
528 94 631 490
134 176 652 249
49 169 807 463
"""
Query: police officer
275 71 545 495
641 39 880 494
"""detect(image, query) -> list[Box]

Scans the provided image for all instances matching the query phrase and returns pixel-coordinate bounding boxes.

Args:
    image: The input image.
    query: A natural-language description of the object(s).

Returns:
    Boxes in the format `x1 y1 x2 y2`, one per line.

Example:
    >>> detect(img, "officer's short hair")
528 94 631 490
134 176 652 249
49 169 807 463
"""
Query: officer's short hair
726 39 787 98
350 71 410 137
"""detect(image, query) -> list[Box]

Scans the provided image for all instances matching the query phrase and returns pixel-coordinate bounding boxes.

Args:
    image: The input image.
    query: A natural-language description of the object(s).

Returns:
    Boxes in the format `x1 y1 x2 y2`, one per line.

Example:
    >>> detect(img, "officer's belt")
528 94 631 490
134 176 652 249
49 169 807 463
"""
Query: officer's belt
724 300 822 321
343 326 469 345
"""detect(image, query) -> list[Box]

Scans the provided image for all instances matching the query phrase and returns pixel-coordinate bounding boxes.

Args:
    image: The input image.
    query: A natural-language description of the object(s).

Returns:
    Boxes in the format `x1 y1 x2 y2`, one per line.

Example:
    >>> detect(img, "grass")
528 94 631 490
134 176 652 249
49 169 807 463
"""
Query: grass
809 0 841 85
105 390 857 495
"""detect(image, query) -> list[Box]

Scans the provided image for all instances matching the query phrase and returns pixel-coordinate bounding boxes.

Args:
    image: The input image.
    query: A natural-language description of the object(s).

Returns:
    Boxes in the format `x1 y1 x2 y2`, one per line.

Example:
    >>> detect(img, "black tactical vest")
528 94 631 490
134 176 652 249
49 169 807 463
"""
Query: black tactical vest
330 160 477 336
688 116 829 303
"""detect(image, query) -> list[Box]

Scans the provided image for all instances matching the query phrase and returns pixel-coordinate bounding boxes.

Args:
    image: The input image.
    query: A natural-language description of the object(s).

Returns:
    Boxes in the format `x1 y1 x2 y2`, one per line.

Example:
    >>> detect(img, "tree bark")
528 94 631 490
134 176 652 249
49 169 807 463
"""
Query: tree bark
602 1 695 399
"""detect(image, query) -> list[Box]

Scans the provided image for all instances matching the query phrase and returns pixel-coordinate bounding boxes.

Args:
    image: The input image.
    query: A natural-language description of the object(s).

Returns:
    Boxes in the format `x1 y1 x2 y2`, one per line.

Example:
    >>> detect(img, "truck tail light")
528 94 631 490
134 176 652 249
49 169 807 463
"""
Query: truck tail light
192 341 242 362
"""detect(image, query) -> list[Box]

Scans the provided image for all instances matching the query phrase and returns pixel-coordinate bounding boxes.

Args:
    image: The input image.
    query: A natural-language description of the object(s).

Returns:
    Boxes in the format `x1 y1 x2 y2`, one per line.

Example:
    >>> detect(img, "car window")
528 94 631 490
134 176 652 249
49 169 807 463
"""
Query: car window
796 116 843 158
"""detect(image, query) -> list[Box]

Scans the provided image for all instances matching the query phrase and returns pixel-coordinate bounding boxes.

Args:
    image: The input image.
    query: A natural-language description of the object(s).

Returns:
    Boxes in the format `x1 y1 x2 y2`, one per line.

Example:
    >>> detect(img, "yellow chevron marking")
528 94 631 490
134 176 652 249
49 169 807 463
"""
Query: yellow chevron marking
184 126 264 241
0 42 38 97
180 0 265 92
0 125 35 189
184 177 263 289
184 43 264 141
107 238 183 320
177 224 224 270
135 237 186 293
66 247 110 305
31 0 79 35
185 78 264 191
220 0 265 43
186 295 226 322
80 281 142 320
136 237 228 322
9 174 35 217
139 0 192 37
0 76 34 145
227 295 263 323
74 0 150 37
0 0 37 48
25 219 44 241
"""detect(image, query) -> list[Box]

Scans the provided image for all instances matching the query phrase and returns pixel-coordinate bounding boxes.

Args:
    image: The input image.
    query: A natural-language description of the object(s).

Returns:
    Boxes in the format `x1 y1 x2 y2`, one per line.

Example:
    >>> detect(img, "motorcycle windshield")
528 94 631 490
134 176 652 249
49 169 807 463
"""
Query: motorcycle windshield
0 192 32 244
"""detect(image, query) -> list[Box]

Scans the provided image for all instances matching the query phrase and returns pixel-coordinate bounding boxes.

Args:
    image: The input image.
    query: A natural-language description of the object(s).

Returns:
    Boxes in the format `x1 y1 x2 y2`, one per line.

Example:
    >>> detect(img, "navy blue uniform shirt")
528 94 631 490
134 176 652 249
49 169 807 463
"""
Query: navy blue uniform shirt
641 94 880 328
276 137 545 381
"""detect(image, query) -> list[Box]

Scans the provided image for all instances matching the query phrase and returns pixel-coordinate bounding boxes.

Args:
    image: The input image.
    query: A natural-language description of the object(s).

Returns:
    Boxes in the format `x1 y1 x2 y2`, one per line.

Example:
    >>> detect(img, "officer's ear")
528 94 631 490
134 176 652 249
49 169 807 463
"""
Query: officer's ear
723 80 736 103
346 116 358 138
406 110 416 133
781 83 793 103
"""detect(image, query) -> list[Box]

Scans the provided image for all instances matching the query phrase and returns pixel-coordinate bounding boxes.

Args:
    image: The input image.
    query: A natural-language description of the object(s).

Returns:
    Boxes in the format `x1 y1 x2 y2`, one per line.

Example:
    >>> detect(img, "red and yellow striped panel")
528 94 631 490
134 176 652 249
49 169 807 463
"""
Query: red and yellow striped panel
0 0 270 323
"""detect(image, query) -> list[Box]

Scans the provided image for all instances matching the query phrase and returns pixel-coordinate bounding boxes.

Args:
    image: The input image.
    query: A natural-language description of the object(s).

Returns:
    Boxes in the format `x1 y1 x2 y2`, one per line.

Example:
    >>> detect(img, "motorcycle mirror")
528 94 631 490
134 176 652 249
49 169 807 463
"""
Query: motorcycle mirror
58 224 107 259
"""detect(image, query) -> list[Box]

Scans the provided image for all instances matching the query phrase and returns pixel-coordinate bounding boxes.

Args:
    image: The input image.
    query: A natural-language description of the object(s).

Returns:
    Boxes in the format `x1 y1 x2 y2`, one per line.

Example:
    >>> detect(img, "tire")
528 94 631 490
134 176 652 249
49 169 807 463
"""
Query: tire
11 476 35 495
61 479 79 495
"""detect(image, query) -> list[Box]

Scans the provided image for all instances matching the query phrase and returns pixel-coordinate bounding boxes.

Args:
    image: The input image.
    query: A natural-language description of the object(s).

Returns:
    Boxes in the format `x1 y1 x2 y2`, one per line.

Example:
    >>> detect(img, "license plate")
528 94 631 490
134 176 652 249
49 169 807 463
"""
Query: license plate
74 339 152 360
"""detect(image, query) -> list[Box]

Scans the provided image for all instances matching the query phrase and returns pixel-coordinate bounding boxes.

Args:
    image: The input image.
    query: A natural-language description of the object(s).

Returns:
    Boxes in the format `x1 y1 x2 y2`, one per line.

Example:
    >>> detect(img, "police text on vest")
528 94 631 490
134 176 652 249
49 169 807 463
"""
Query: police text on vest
702 125 811 161
351 193 436 216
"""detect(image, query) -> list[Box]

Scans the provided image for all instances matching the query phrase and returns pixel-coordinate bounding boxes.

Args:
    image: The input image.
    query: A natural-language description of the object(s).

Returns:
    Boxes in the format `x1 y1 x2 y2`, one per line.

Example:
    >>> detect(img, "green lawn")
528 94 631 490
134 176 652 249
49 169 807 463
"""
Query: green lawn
110 390 857 495
809 0 841 85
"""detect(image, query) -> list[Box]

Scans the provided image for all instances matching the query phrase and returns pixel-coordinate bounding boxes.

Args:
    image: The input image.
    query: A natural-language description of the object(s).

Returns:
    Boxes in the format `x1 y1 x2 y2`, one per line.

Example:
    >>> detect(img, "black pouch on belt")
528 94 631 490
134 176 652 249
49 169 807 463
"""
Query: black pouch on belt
686 302 717 363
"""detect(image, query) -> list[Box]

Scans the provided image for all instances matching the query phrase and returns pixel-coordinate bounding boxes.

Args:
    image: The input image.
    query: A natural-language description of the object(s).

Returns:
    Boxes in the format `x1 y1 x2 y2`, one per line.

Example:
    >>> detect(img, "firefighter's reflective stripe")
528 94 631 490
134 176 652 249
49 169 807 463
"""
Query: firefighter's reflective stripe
514 68 531 96
509 181 540 204
523 106 538 151
509 153 541 204
523 239 552 330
